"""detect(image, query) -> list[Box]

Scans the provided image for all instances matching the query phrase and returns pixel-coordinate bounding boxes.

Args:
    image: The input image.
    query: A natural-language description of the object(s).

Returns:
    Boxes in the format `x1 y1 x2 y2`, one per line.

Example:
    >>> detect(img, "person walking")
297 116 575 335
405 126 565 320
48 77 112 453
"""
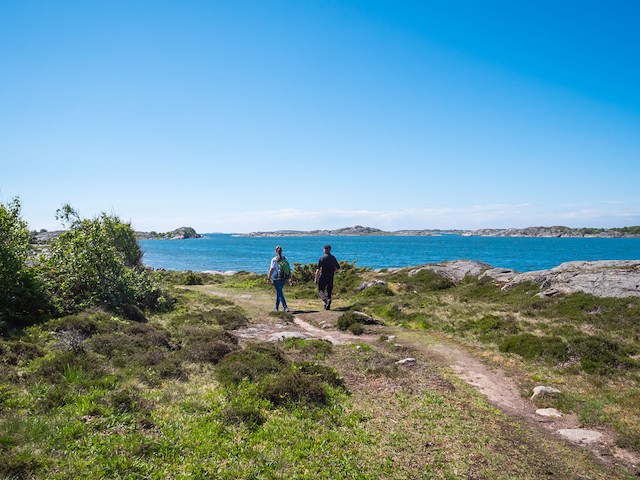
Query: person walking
315 244 340 310
267 245 292 312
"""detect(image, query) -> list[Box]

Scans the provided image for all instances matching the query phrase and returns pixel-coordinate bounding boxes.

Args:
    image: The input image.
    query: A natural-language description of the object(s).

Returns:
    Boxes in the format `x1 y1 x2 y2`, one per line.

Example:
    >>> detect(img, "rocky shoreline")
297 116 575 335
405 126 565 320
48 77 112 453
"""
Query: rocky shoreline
241 225 640 238
396 259 640 298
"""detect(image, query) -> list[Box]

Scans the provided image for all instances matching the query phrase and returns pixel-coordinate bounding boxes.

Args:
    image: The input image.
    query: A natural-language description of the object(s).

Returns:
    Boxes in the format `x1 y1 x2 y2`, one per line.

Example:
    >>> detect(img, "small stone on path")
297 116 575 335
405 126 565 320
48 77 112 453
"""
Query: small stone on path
395 357 416 366
536 408 563 418
557 429 603 444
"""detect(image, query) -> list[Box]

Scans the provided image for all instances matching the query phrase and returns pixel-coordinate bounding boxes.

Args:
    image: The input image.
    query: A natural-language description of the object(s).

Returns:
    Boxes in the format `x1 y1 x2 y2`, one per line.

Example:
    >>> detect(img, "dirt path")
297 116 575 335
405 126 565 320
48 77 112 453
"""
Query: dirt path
201 286 639 473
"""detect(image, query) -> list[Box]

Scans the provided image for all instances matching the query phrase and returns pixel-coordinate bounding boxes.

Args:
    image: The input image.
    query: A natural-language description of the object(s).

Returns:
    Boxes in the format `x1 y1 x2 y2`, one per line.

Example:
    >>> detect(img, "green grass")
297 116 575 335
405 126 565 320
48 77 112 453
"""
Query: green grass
1 269 638 478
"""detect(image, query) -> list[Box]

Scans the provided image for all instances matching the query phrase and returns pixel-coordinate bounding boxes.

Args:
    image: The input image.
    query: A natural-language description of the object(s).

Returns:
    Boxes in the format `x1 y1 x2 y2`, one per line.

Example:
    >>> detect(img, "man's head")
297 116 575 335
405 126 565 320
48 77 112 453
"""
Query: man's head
323 244 331 253
275 245 283 254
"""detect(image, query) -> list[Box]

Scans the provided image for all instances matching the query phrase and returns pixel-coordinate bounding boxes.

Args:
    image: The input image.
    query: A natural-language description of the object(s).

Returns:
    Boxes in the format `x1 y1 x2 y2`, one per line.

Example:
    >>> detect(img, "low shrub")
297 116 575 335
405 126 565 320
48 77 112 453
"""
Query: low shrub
221 395 266 429
391 269 454 293
283 338 334 358
179 327 239 364
296 361 345 389
568 335 637 374
499 334 569 363
29 350 106 386
357 284 394 297
214 308 250 330
460 314 520 342
260 369 329 406
371 304 401 322
215 343 288 386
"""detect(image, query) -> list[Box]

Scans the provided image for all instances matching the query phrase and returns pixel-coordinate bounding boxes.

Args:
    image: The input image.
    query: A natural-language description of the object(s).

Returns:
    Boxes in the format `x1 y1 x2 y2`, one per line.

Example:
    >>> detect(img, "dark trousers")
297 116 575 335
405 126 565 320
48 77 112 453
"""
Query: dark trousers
317 275 334 303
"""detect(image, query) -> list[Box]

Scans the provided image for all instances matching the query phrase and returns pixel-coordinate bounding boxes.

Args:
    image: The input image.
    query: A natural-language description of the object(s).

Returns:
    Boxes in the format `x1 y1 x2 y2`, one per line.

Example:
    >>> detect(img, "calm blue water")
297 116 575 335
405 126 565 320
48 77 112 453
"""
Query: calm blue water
139 235 640 273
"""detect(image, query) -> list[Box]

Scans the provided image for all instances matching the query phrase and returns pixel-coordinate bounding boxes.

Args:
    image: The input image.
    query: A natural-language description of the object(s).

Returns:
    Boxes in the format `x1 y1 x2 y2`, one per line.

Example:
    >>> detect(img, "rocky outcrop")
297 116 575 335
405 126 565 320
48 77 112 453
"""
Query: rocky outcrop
397 260 640 298
408 260 493 283
167 227 202 240
502 260 640 298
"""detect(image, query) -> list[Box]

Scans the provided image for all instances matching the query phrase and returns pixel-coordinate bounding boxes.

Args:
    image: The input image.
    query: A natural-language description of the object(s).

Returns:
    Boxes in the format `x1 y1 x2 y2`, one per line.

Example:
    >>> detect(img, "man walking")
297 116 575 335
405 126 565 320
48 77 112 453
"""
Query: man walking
315 244 340 310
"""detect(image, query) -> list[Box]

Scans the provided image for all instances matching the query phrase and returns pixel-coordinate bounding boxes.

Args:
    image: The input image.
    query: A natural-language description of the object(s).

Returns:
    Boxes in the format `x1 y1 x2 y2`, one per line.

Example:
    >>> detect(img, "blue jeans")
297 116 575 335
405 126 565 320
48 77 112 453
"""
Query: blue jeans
273 279 288 310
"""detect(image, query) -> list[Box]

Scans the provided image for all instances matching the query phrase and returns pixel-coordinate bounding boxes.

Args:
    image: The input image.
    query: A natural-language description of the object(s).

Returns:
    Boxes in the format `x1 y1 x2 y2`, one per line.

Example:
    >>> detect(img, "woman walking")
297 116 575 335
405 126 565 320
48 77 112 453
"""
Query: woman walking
267 245 292 312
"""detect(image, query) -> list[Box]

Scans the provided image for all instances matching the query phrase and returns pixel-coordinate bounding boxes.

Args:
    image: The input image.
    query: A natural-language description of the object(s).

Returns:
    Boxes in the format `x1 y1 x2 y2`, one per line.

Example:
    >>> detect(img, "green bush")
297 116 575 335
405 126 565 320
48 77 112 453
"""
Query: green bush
260 369 329 406
221 394 266 429
357 284 394 297
0 198 49 326
391 269 454 293
371 304 402 321
178 327 239 364
283 338 334 357
215 343 288 386
183 270 204 285
460 314 520 342
296 361 345 389
499 334 568 363
37 210 171 316
568 336 637 374
214 308 250 330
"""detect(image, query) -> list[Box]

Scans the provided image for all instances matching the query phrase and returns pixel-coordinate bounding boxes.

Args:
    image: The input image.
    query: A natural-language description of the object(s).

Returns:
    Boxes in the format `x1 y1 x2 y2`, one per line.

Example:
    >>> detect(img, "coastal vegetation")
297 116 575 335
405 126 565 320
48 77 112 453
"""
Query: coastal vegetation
1 198 639 478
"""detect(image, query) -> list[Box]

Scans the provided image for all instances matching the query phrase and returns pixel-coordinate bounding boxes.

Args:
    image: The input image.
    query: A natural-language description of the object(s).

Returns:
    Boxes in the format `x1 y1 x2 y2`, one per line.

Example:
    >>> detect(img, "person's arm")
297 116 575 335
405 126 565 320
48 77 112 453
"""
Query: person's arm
314 267 321 285
267 258 276 283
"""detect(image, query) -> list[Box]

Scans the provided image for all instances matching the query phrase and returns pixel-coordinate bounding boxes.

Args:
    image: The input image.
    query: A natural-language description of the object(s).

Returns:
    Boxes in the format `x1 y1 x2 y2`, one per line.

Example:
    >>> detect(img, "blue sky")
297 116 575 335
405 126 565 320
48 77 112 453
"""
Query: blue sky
2 1 639 233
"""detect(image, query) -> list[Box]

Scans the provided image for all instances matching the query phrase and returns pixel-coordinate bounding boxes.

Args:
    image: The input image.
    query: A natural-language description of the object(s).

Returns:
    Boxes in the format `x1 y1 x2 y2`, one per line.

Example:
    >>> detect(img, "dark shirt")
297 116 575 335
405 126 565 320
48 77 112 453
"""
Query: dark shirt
318 253 340 278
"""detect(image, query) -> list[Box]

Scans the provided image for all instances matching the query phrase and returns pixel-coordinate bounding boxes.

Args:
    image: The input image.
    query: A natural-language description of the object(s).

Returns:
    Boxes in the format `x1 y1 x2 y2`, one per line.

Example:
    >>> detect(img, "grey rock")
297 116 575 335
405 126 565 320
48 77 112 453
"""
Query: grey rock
504 260 640 298
355 280 387 291
531 386 561 400
557 429 604 444
268 331 308 341
409 260 492 283
536 408 563 418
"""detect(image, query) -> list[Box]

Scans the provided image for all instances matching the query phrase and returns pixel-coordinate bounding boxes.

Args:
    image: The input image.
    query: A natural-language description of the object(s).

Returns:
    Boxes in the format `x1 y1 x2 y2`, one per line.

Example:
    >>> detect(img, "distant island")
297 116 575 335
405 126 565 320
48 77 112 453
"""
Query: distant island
240 225 640 238
32 226 203 243
135 227 202 240
32 225 640 243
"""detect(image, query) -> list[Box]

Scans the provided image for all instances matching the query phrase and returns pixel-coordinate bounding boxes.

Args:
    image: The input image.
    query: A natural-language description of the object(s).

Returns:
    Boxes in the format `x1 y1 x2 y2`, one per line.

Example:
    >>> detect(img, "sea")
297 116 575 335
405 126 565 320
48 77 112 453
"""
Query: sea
139 234 640 274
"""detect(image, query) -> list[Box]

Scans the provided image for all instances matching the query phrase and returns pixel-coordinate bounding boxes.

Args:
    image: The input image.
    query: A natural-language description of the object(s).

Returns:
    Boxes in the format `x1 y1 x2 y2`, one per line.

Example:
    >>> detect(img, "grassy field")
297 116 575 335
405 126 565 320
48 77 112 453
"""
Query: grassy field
1 266 638 479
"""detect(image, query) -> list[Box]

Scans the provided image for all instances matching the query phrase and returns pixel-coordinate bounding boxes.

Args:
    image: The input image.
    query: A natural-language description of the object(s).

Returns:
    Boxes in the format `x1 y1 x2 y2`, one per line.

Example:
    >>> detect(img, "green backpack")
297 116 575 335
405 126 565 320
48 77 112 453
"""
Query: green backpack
278 257 291 279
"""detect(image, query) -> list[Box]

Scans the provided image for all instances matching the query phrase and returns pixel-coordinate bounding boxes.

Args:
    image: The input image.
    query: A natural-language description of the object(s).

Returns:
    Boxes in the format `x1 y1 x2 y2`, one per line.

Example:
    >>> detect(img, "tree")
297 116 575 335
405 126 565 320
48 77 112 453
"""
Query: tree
38 209 169 317
0 198 47 325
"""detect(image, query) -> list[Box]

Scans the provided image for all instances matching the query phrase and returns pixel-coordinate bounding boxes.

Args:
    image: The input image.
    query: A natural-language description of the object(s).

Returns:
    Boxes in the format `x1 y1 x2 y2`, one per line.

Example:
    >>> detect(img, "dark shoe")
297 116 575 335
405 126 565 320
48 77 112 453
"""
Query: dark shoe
327 299 331 310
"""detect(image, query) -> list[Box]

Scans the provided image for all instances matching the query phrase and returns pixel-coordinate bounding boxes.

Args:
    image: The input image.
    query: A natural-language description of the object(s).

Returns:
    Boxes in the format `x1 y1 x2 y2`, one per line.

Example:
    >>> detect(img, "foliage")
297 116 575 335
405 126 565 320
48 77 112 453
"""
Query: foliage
389 268 454 293
37 210 171 316
0 198 48 326
498 334 569 363
260 369 330 406
337 312 374 335
215 343 289 386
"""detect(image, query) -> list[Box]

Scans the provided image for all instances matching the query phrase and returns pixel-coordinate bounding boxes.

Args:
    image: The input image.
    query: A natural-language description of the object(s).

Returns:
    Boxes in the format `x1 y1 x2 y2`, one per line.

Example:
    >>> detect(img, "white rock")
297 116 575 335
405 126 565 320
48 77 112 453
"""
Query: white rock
536 408 563 418
395 357 416 366
268 332 307 341
557 429 603 444
531 386 561 400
